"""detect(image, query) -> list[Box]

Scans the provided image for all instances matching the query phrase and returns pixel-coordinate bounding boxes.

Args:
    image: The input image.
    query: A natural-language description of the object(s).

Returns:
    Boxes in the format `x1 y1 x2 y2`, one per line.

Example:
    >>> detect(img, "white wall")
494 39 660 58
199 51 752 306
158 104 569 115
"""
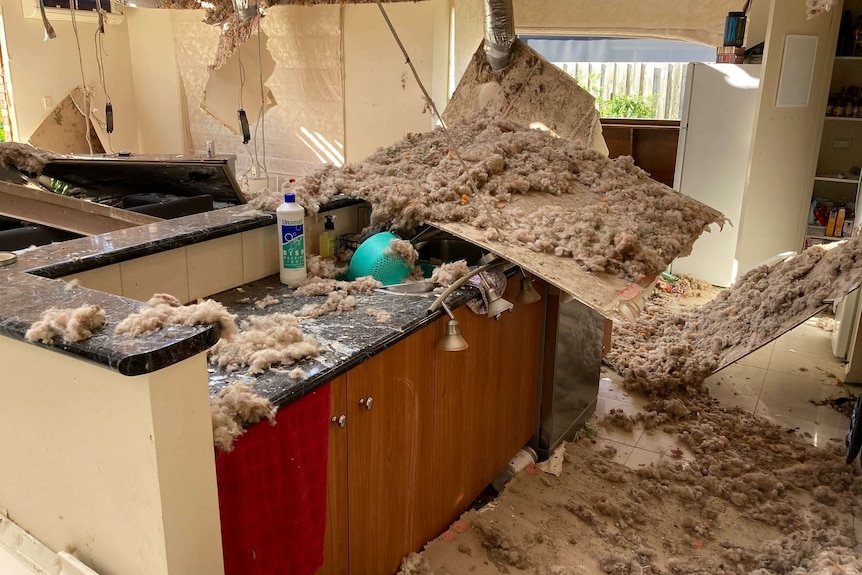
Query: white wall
0 0 138 151
126 7 186 154
736 1 841 272
343 0 448 163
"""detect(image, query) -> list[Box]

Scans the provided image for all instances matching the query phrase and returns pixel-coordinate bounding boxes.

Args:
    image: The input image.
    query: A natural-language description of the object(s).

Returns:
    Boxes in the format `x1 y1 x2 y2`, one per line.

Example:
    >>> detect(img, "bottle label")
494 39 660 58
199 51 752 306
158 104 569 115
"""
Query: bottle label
281 222 305 269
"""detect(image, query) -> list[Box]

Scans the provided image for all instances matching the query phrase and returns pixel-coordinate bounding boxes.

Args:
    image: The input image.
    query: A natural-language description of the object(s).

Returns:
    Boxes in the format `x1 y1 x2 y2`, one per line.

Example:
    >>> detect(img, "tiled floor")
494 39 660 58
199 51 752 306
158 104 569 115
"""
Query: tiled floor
594 315 857 469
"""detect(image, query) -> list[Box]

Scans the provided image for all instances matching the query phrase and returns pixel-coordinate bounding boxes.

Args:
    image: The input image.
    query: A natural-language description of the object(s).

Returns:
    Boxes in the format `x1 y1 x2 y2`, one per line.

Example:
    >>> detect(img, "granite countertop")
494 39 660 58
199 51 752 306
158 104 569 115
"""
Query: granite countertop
0 195 370 380
206 276 477 408
6 196 365 279
0 269 220 375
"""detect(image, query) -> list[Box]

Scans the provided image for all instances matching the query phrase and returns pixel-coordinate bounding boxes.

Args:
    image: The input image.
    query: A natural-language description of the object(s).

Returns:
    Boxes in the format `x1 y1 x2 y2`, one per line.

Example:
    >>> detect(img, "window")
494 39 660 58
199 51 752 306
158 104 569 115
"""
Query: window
521 36 714 120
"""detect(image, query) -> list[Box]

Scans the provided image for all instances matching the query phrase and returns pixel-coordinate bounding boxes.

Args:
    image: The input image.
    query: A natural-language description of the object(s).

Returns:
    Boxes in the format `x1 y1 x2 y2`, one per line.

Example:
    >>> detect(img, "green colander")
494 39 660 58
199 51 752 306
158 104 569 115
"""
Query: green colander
346 232 412 286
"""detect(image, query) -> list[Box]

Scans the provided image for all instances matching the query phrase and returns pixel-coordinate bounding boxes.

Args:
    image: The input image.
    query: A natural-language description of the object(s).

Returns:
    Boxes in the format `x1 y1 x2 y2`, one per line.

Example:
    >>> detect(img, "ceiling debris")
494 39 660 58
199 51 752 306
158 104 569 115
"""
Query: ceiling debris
24 304 106 344
208 312 322 374
210 382 275 452
444 39 603 153
115 293 239 338
28 89 106 156
252 112 723 313
203 28 277 131
0 143 59 179
606 235 862 397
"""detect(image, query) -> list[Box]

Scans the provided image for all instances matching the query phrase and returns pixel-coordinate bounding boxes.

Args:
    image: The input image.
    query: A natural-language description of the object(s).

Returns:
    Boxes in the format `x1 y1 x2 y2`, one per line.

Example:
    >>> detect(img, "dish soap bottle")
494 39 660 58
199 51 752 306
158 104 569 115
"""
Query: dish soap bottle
319 215 337 259
277 193 307 286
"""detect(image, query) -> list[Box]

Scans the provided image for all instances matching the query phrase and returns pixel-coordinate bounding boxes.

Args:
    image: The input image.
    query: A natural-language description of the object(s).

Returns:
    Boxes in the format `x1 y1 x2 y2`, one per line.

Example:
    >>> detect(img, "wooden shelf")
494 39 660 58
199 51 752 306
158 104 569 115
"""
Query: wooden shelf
805 234 847 240
825 116 862 121
814 176 860 184
835 56 862 60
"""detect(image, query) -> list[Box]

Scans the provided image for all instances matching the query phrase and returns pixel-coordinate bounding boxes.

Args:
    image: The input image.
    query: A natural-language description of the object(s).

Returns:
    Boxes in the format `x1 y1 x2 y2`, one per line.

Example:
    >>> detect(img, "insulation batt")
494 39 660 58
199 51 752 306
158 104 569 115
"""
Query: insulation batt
306 254 348 279
208 313 321 375
365 308 392 323
384 238 419 268
0 142 59 177
293 276 382 297
25 305 106 344
115 295 238 339
428 260 470 286
606 234 862 397
297 291 356 318
210 382 275 453
251 113 724 281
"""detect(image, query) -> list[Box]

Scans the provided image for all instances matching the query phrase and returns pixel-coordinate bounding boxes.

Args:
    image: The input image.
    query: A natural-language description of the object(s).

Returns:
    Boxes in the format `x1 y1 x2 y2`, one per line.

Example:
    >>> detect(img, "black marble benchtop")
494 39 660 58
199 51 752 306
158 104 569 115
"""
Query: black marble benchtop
0 269 220 376
0 195 370 379
206 276 476 408
6 196 365 279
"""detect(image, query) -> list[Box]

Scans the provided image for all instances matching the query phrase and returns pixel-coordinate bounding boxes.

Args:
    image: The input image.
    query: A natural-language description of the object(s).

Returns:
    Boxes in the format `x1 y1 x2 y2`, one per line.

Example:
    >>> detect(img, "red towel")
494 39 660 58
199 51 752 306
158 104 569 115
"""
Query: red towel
216 385 330 575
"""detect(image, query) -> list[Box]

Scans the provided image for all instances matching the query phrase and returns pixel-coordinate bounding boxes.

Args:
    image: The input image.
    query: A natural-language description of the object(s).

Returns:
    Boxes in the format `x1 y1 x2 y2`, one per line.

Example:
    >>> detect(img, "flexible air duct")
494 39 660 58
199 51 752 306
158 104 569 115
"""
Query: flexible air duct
483 0 515 71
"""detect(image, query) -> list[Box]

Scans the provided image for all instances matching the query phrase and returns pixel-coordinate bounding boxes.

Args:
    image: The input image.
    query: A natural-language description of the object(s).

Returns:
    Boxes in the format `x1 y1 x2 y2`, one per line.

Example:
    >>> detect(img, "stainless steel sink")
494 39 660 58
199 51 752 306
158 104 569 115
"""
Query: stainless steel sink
414 236 486 266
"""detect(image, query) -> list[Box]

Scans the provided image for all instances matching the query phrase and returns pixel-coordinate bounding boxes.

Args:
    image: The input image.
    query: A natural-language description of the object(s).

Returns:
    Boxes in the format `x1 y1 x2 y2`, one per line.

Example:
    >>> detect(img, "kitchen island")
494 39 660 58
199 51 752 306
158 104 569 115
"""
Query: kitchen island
0 200 550 575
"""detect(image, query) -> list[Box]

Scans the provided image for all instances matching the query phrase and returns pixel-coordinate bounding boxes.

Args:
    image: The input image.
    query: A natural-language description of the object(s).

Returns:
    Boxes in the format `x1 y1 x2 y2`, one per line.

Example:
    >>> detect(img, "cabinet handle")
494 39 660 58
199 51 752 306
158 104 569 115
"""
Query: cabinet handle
330 415 347 428
358 397 373 410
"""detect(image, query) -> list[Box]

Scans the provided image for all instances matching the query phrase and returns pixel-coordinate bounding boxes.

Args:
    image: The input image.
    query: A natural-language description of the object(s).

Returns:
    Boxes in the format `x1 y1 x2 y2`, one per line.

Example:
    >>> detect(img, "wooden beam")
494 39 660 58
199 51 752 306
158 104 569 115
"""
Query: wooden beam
0 180 161 236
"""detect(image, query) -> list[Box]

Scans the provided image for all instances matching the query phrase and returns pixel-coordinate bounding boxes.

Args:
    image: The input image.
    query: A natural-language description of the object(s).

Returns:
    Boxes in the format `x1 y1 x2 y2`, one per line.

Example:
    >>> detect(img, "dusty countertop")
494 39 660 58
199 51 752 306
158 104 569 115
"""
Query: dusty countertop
206 275 477 408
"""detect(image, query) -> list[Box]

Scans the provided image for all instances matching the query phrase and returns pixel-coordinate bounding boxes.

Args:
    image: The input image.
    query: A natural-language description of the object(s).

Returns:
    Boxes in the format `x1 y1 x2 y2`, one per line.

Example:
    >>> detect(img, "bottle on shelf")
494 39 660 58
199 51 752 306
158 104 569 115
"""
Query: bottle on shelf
319 215 337 259
277 193 307 287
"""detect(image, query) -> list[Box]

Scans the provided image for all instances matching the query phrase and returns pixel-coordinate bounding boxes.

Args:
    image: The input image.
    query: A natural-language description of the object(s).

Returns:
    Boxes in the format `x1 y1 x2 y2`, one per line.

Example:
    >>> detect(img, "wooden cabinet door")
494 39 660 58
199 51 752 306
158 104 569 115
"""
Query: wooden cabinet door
432 278 545 534
317 376 348 575
346 327 436 575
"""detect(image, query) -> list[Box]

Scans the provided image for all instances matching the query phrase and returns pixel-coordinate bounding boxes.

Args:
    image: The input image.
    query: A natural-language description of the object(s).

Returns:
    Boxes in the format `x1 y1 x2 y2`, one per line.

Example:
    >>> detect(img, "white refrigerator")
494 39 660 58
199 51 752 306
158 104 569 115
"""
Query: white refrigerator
671 63 762 287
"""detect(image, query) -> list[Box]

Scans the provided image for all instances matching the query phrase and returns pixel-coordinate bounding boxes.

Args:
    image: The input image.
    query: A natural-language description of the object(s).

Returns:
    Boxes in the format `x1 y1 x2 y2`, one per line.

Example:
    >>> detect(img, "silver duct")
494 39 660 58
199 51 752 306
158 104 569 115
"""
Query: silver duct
483 0 515 72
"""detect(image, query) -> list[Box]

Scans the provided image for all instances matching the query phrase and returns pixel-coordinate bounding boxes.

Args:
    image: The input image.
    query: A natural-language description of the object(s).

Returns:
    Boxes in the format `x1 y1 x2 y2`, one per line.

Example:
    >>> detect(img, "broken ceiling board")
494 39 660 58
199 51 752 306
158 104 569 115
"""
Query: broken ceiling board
28 93 106 156
431 218 649 320
714 304 828 373
443 39 599 149
203 29 278 133
0 180 161 237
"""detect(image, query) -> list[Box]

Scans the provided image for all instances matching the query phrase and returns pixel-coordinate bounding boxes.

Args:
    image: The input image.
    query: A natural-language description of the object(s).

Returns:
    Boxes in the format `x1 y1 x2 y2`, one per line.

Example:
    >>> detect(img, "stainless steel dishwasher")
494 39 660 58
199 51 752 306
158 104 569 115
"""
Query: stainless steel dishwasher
532 286 607 460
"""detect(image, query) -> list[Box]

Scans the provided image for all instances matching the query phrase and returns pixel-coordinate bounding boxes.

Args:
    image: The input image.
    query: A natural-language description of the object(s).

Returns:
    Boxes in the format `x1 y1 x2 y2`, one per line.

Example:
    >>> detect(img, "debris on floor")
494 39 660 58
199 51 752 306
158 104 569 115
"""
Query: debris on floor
253 294 280 309
210 382 275 453
410 236 862 573
250 113 724 282
25 304 106 344
208 312 321 375
606 236 862 397
115 294 238 339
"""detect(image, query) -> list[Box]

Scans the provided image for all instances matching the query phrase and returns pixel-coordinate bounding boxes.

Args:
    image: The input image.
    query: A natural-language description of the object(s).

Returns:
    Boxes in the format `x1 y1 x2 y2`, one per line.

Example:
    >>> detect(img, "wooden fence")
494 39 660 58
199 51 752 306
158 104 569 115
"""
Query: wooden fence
555 62 687 120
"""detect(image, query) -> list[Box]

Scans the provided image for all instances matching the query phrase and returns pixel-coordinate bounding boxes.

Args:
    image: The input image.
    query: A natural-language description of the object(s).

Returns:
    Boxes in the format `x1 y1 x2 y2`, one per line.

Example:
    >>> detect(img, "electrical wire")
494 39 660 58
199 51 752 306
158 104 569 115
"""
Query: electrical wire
69 0 94 156
255 13 268 182
93 9 113 153
372 0 503 233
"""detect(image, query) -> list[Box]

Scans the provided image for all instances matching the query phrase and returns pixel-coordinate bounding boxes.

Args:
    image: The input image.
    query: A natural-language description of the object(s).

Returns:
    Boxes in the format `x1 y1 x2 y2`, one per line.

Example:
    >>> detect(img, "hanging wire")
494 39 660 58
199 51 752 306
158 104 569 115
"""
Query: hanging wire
372 0 503 233
69 0 94 156
255 13 268 182
93 8 113 153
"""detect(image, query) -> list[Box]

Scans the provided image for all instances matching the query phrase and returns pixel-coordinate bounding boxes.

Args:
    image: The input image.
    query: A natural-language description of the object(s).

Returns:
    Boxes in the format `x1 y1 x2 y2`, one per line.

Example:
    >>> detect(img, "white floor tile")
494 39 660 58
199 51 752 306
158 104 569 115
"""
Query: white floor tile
768 348 845 382
736 343 774 369
587 438 634 466
756 371 850 430
636 429 695 461
592 396 646 447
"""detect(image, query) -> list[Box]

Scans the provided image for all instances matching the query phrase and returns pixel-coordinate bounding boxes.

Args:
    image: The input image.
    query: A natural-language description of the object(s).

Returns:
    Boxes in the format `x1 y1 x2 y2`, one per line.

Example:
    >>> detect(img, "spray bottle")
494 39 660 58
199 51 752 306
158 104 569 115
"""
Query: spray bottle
319 215 337 259
277 193 307 286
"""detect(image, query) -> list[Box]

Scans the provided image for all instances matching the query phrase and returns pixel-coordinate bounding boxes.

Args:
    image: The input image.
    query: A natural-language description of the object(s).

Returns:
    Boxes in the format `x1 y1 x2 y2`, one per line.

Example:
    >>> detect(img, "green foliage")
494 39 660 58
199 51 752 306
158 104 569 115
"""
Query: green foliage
0 123 4 142
599 94 657 119
49 178 75 196
567 67 659 119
